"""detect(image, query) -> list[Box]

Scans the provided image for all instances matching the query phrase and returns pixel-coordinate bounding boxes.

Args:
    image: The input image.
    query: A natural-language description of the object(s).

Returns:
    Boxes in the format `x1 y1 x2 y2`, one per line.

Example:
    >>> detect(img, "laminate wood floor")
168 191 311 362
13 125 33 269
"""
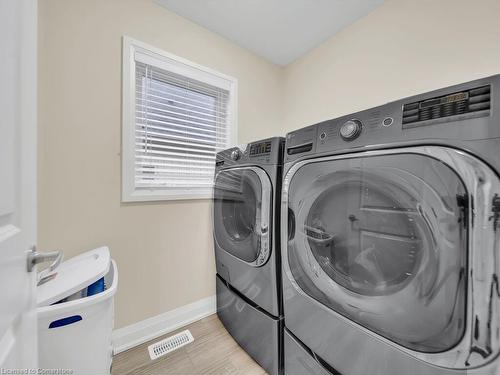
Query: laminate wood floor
112 314 268 375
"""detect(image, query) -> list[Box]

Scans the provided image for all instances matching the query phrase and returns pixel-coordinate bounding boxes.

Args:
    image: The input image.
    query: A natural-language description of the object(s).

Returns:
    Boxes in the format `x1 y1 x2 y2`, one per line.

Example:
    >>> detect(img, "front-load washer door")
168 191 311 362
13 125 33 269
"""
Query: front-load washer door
286 151 467 352
283 146 500 371
214 167 272 267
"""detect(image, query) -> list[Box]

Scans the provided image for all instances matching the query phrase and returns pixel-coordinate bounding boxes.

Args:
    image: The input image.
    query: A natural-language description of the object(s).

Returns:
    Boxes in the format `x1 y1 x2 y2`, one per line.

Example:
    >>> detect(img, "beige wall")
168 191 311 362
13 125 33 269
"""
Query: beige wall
38 0 283 328
283 0 500 132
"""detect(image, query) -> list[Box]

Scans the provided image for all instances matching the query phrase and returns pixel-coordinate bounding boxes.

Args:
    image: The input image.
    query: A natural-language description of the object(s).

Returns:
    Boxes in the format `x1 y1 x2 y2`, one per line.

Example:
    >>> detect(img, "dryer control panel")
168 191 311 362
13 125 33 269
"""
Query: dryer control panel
249 140 272 157
216 137 285 169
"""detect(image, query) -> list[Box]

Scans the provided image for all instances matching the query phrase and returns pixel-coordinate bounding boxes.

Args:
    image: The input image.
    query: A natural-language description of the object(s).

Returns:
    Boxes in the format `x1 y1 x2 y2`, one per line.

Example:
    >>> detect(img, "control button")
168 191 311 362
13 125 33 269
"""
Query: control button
340 119 362 141
230 149 241 161
320 132 327 140
382 117 394 127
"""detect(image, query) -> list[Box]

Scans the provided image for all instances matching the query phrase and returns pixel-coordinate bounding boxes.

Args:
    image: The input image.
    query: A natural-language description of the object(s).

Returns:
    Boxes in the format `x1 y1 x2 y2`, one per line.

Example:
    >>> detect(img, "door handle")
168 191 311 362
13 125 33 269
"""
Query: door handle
288 207 296 241
27 246 63 273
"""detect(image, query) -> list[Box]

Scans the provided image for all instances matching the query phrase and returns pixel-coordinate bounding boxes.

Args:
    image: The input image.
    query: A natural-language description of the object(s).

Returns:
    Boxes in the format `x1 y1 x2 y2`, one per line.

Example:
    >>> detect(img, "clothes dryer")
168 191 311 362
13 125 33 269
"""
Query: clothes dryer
214 137 284 375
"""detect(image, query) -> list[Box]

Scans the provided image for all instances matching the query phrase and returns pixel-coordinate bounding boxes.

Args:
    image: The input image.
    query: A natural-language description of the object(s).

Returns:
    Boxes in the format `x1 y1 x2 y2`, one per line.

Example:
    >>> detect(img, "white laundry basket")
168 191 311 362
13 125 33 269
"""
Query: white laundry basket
36 247 118 375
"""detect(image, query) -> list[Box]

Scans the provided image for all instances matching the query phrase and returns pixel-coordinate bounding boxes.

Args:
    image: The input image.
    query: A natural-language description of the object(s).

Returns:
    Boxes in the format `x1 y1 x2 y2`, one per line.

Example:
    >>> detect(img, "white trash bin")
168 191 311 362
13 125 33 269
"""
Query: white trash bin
36 246 118 375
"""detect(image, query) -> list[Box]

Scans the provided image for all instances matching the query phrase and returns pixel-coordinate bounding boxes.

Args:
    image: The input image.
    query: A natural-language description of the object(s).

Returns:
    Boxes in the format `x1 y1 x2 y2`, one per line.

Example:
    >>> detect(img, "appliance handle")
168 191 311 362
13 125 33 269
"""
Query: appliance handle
258 172 271 260
288 207 296 241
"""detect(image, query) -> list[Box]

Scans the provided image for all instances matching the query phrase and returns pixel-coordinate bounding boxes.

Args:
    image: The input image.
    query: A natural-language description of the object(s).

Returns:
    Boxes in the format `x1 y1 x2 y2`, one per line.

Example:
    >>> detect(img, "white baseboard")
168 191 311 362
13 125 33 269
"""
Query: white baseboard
112 295 216 354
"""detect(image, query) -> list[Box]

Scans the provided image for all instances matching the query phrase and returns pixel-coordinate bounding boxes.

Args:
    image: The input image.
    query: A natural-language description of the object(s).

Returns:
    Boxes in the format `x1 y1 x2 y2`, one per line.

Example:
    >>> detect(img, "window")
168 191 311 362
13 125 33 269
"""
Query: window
122 37 237 201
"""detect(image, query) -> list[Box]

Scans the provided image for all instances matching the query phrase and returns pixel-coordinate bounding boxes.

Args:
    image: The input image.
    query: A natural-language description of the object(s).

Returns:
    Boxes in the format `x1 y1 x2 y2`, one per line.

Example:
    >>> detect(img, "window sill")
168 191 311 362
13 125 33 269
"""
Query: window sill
122 189 213 203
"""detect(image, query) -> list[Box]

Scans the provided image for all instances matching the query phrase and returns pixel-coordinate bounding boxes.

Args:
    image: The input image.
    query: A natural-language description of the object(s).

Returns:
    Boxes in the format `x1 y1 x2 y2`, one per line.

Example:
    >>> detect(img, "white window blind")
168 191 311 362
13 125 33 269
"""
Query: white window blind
122 37 237 201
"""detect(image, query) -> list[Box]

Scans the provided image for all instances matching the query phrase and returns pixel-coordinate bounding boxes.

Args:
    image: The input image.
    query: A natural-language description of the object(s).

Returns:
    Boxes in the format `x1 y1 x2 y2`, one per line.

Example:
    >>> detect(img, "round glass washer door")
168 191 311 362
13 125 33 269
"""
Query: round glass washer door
286 153 468 353
214 167 271 264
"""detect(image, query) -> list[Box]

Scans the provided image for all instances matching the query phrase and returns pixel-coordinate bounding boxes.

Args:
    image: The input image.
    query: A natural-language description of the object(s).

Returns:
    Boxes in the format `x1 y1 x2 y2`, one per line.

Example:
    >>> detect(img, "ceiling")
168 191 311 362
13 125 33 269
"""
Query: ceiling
154 0 384 66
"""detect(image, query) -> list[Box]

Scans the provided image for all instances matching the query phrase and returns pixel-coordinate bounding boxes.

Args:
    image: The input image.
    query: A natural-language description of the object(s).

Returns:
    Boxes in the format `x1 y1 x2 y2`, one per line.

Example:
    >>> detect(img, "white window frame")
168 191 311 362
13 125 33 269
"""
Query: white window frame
122 36 238 202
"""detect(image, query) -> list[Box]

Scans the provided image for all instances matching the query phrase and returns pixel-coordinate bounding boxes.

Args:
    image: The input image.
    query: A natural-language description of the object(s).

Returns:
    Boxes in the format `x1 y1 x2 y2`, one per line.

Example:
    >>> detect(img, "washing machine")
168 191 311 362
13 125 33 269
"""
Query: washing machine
213 137 284 375
281 75 500 374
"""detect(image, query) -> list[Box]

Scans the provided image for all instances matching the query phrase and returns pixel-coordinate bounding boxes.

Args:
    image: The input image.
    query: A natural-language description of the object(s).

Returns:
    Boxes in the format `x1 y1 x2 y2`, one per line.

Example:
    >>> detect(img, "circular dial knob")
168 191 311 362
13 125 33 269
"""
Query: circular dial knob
230 149 242 161
340 119 363 141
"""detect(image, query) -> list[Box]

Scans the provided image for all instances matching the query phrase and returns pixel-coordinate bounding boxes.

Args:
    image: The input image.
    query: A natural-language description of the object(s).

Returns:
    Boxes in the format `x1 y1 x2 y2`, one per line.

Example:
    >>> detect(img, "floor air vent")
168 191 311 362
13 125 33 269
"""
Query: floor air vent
147 330 194 360
402 85 491 127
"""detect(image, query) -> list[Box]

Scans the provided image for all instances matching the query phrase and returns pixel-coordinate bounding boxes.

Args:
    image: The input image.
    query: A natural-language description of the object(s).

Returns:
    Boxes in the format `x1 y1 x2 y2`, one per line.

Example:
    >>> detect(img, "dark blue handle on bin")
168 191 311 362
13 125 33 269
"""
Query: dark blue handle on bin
49 315 82 328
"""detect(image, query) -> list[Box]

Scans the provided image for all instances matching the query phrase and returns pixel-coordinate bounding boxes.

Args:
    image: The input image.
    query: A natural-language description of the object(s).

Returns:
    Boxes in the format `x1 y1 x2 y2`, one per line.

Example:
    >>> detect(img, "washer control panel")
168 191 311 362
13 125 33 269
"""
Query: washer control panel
285 73 500 164
306 102 409 157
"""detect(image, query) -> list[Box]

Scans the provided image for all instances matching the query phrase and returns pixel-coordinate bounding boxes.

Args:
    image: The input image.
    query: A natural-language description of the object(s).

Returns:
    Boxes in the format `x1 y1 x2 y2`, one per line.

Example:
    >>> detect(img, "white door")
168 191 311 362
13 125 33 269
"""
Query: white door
0 0 38 370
